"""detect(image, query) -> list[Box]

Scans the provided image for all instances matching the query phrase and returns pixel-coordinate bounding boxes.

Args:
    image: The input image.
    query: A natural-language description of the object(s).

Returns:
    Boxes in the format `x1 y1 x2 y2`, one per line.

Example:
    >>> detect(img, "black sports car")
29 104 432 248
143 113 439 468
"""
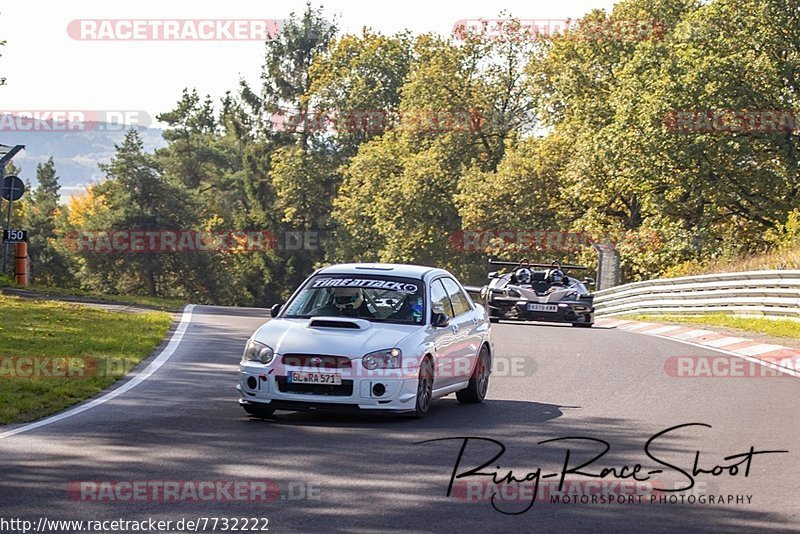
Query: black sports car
470 259 596 327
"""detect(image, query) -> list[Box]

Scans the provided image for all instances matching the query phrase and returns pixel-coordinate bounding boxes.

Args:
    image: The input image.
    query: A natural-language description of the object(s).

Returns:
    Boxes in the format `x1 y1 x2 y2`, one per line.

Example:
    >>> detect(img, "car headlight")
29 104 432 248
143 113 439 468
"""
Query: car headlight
362 348 402 370
243 340 275 364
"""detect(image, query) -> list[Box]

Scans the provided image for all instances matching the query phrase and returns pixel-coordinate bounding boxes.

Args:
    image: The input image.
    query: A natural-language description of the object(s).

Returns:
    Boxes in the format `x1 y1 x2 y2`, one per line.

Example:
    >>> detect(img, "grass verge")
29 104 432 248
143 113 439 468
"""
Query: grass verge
0 295 173 425
628 313 800 341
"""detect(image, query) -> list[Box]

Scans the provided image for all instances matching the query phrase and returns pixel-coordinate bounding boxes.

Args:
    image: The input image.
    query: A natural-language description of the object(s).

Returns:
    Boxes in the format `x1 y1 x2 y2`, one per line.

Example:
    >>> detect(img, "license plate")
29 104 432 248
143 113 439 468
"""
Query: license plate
527 303 557 312
288 371 342 385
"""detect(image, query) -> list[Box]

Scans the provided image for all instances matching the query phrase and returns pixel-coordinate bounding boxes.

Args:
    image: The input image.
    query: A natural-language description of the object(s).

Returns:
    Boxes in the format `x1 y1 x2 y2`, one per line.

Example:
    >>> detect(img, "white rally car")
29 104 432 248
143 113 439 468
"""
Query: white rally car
237 263 493 418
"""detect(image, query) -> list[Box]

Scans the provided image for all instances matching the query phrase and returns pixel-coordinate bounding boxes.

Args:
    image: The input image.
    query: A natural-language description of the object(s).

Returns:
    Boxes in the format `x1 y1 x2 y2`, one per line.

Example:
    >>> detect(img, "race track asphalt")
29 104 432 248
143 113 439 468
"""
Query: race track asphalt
0 305 797 533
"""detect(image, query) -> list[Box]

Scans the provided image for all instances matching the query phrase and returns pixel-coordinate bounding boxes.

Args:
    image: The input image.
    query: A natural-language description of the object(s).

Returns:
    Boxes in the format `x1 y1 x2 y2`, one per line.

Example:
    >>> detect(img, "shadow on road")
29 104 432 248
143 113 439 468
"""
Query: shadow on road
250 398 568 429
0 305 793 533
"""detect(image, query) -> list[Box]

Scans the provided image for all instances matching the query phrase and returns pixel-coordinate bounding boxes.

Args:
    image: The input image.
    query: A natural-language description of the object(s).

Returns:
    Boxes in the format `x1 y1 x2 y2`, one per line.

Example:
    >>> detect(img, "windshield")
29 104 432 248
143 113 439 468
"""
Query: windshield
282 275 425 325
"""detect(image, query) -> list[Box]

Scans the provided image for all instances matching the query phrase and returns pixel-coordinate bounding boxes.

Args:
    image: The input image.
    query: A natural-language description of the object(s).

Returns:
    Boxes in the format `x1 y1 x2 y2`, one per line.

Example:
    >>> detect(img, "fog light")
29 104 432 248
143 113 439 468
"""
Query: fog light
372 383 386 397
247 376 258 389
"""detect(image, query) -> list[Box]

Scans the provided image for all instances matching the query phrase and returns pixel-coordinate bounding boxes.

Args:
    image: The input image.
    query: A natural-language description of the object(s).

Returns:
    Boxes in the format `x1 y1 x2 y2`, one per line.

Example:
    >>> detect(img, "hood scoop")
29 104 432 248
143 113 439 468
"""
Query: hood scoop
308 318 363 329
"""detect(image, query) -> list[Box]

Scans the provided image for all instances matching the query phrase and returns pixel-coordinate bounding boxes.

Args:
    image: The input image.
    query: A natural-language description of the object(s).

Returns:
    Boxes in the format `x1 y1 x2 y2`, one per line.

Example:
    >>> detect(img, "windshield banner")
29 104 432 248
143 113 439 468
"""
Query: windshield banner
311 277 419 294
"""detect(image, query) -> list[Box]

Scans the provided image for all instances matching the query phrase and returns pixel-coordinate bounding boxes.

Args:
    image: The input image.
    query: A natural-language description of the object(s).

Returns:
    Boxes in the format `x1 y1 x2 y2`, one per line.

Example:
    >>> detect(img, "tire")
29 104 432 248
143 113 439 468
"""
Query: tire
413 357 434 418
243 404 276 419
457 345 490 404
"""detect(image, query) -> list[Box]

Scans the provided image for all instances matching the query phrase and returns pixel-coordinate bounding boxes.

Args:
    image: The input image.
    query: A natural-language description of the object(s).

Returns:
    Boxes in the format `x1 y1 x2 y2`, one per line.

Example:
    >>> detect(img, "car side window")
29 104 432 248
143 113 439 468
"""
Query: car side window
441 277 472 317
430 279 454 318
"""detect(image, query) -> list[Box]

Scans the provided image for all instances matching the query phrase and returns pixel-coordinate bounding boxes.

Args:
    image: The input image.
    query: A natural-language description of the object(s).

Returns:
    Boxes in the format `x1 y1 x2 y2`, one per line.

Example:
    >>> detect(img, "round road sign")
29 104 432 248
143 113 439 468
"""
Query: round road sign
1 176 25 201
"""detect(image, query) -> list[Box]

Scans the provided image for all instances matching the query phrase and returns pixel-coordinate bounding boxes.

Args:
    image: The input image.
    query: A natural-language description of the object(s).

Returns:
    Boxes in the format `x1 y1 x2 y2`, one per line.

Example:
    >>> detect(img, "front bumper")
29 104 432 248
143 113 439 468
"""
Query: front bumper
237 361 421 413
489 297 594 325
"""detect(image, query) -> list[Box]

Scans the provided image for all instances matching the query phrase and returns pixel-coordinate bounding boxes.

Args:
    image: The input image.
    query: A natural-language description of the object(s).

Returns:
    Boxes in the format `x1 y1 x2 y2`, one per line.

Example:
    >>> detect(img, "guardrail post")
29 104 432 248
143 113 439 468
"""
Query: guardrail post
14 241 28 286
593 243 621 291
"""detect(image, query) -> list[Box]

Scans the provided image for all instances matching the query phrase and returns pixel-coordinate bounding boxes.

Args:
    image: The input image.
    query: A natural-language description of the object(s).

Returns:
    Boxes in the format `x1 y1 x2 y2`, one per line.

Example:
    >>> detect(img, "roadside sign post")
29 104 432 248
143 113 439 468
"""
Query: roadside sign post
1 144 27 274
592 242 621 290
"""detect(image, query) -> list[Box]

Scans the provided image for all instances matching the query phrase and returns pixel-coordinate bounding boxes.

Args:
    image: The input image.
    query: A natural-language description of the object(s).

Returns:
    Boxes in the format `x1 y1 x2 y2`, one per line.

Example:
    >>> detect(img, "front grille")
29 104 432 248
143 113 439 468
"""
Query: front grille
276 376 354 396
281 354 352 369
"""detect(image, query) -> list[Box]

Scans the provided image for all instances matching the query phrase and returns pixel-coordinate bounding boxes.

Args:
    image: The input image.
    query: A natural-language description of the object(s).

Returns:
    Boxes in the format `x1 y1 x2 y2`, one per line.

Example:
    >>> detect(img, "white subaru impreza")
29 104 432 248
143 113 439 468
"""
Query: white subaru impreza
237 263 493 418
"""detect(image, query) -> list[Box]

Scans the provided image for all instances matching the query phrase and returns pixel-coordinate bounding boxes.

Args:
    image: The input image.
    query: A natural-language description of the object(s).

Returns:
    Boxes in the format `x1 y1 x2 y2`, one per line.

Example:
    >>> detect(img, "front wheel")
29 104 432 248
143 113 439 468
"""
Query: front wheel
457 345 490 404
413 358 434 418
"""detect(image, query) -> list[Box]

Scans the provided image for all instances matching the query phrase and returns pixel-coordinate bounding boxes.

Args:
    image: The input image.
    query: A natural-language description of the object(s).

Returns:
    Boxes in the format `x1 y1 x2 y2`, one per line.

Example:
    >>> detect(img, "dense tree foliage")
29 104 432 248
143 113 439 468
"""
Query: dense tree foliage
15 0 800 302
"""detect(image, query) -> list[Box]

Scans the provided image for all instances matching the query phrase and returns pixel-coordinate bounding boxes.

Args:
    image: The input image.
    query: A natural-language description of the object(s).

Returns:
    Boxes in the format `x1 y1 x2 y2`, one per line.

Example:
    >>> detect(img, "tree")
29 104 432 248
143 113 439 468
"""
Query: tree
69 130 202 298
527 0 705 278
240 1 337 144
331 24 542 280
307 29 413 157
607 0 798 275
23 158 74 286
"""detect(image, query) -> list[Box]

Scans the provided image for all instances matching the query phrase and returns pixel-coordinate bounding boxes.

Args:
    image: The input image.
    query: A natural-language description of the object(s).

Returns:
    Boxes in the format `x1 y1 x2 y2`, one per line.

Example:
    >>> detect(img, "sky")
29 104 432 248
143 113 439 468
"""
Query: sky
1 0 618 126
1 0 618 197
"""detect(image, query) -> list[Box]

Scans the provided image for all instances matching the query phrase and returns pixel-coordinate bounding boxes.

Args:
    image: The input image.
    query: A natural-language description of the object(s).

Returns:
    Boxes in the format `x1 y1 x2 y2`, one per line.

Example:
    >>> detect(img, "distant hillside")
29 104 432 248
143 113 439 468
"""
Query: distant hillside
0 116 165 202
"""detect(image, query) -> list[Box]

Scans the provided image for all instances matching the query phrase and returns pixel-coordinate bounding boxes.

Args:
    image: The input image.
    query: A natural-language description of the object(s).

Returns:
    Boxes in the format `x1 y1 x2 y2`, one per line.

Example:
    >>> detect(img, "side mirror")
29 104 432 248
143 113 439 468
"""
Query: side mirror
270 303 282 318
583 277 595 286
488 271 498 279
431 312 450 328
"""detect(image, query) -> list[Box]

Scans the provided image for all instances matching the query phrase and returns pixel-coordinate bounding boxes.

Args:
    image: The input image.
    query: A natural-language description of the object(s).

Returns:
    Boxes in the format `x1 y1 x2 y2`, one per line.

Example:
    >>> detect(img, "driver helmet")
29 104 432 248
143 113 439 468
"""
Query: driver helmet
550 270 564 283
333 287 364 310
515 268 532 285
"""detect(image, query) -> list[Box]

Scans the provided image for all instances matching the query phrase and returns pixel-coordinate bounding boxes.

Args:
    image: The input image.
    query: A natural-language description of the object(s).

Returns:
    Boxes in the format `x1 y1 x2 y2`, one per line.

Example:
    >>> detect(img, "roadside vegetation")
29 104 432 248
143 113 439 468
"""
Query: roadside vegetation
3 0 798 305
1 277 184 311
662 241 800 278
0 295 172 425
629 313 800 342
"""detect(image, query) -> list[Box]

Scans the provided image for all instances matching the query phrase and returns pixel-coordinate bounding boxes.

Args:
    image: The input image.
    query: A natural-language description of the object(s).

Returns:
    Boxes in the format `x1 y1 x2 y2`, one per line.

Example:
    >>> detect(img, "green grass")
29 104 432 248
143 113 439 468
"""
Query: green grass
628 313 800 341
0 295 173 425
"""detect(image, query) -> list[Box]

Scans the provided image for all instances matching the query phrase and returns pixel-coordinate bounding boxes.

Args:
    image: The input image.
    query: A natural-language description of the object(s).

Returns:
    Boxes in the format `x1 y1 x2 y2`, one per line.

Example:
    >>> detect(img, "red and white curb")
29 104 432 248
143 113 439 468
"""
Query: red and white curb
596 318 800 378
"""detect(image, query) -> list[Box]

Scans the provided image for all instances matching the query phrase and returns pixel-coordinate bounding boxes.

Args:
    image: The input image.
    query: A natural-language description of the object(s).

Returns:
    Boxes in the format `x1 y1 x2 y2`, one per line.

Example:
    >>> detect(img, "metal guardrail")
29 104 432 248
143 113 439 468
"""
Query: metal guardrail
593 270 800 318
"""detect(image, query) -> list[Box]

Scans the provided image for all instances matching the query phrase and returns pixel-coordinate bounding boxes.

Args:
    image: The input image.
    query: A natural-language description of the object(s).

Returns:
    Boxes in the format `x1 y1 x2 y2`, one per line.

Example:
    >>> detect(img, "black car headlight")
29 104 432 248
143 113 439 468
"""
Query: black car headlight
243 340 275 364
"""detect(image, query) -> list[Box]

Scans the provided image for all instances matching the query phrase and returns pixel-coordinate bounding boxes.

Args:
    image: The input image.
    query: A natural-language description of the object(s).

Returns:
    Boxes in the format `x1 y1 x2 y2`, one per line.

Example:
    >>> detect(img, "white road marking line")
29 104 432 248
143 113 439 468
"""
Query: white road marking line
641 325 683 335
0 304 196 440
621 322 656 331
